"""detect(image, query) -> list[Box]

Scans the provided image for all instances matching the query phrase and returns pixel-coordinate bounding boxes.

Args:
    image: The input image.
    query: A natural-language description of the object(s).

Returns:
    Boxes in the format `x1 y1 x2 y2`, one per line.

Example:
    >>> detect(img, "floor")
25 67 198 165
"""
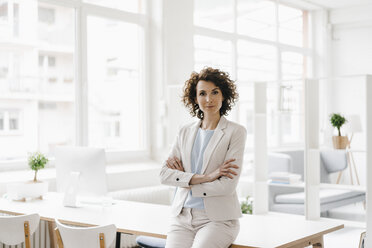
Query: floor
270 202 366 248
324 226 364 248
322 202 365 248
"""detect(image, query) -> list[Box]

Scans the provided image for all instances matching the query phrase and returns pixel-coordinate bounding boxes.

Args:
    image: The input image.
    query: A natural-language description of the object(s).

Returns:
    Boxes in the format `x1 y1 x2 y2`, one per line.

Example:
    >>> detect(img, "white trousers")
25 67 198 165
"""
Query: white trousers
165 208 240 248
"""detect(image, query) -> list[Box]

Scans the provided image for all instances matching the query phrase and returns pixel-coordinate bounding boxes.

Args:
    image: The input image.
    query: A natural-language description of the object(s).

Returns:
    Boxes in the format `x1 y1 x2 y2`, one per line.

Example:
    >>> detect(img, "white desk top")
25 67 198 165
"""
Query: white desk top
0 192 343 248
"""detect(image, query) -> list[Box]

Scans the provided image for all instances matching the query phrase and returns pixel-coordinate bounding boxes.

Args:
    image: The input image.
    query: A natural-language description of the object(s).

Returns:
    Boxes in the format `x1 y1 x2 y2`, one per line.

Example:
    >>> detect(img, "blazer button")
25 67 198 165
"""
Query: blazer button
176 178 179 181
203 193 206 196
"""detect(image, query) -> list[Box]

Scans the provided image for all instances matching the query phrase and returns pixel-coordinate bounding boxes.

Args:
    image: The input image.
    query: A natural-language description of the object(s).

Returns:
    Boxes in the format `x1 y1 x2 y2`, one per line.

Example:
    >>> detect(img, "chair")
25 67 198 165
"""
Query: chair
359 231 366 248
268 149 365 215
0 213 40 248
54 219 116 248
136 235 166 248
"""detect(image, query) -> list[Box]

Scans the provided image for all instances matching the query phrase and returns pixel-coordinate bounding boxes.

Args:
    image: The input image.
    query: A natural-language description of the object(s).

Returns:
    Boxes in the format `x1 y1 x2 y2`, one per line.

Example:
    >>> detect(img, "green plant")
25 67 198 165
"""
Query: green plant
330 113 347 136
28 152 49 182
241 196 253 214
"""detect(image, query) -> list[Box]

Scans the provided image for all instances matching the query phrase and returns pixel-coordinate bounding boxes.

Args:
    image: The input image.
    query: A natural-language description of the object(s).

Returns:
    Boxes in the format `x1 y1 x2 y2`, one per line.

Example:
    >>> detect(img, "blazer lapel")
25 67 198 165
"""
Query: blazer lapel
184 120 201 172
200 117 227 174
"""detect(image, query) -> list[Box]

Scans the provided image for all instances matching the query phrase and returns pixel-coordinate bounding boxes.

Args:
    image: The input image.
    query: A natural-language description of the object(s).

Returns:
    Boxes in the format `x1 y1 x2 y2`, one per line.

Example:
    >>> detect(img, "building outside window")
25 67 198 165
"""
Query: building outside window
0 0 147 165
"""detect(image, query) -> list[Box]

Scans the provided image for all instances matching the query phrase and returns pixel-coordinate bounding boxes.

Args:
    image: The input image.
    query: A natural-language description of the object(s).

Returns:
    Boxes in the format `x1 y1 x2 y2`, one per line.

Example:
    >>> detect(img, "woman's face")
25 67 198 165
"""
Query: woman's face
195 80 223 117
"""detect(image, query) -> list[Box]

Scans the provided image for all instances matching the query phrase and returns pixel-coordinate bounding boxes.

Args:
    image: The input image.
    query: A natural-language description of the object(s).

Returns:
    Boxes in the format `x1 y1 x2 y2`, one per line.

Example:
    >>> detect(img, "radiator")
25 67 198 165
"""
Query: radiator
0 218 138 248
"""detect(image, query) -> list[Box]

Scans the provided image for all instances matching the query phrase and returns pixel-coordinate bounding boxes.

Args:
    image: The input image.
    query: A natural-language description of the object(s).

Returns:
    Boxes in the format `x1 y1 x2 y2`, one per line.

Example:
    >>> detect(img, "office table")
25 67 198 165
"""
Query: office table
0 192 343 248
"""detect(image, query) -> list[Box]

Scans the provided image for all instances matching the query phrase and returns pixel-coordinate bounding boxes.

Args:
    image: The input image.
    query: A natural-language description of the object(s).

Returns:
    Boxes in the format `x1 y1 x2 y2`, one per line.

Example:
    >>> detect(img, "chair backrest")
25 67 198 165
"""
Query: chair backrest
0 213 40 247
320 149 348 173
268 149 348 184
268 153 292 174
55 219 116 248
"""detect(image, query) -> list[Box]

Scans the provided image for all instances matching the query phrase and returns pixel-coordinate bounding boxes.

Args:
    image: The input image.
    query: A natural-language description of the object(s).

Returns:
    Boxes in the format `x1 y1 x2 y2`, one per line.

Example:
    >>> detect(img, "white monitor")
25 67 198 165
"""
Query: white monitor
55 146 107 200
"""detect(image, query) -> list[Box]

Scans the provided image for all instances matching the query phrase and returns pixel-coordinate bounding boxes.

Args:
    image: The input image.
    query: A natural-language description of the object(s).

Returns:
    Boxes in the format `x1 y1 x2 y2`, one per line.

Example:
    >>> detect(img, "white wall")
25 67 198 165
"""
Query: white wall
326 4 372 186
148 0 195 161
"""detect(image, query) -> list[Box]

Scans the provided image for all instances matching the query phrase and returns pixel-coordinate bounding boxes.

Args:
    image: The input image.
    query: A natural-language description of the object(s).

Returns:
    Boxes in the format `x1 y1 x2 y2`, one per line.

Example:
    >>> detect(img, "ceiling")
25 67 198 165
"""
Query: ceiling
279 0 372 10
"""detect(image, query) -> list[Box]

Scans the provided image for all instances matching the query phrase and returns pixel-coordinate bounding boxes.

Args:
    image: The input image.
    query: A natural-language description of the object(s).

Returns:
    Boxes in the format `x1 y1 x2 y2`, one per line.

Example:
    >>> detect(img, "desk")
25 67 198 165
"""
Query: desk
0 192 343 248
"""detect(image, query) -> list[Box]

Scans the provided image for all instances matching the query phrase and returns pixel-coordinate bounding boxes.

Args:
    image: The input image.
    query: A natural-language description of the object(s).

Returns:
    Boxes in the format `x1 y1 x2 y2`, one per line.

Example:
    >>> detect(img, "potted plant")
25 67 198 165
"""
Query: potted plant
6 152 49 201
29 152 49 182
330 113 348 149
241 196 253 214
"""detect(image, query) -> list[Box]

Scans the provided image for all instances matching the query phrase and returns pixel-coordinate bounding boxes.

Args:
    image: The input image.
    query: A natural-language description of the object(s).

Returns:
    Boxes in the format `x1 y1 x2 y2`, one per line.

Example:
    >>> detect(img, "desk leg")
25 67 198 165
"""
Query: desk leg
48 221 57 248
287 236 323 248
312 236 323 248
115 232 121 248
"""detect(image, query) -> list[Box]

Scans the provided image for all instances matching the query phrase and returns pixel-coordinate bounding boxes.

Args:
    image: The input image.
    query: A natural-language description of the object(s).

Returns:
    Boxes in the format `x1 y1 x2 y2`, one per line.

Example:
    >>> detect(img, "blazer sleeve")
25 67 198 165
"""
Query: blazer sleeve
159 127 195 187
191 125 247 197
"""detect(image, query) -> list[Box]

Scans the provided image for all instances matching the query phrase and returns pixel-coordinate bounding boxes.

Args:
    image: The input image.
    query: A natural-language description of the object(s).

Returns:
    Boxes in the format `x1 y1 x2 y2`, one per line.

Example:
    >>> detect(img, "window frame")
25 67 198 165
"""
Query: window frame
193 0 312 149
0 0 150 169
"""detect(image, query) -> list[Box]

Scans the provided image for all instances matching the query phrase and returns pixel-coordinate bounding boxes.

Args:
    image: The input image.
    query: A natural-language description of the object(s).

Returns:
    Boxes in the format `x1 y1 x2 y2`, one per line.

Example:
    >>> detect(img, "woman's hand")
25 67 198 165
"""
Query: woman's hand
206 159 238 182
166 157 184 172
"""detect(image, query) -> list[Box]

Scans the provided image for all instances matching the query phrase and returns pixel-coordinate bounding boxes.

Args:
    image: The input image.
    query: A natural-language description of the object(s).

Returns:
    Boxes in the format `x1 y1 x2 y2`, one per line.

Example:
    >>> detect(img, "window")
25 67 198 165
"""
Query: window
237 0 276 41
194 0 234 32
0 110 22 132
194 35 232 74
38 7 55 24
8 110 20 130
0 2 75 161
0 2 7 20
0 111 4 130
48 56 56 67
278 5 303 47
194 0 309 148
1 0 147 165
83 0 146 13
87 16 145 151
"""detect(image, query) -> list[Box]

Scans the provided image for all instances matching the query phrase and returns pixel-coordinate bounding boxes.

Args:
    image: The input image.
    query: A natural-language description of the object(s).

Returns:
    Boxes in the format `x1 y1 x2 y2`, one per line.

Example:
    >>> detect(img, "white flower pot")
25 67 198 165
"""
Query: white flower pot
6 181 48 201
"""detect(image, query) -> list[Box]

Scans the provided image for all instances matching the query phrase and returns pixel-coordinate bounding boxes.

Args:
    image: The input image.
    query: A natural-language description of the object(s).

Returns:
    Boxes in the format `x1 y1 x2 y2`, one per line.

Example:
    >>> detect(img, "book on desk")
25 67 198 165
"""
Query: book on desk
269 172 302 184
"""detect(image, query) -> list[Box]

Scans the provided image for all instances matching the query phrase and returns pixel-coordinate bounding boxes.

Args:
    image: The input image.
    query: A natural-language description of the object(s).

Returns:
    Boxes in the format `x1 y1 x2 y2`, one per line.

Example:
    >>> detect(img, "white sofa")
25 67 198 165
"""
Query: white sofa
268 150 365 216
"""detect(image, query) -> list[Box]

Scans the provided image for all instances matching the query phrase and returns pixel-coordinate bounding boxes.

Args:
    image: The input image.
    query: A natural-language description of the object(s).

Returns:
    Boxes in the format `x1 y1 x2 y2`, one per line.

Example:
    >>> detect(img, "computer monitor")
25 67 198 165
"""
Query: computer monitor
55 146 108 202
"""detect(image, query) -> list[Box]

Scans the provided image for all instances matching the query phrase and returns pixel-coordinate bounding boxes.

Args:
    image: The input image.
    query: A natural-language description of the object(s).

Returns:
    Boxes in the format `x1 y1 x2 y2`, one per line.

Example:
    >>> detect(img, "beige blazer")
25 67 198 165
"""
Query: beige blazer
160 116 247 221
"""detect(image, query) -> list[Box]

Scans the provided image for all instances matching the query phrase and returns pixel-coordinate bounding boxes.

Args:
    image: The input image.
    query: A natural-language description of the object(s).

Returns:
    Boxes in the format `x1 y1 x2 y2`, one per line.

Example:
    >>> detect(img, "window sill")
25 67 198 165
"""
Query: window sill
0 159 162 194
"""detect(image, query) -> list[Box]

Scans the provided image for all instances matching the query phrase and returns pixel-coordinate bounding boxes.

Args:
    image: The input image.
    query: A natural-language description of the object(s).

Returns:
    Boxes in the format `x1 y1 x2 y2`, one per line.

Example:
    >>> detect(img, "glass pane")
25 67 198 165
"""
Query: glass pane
0 111 4 130
267 83 279 148
194 0 234 32
0 2 75 161
237 0 276 41
279 81 304 144
237 40 277 82
87 16 144 151
8 110 19 130
278 4 303 47
282 51 304 80
237 84 254 150
84 0 145 14
194 35 232 75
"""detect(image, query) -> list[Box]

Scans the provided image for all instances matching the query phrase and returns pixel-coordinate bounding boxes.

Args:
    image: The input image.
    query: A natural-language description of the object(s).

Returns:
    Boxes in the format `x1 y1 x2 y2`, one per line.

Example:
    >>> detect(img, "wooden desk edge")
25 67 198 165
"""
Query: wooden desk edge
0 210 345 248
274 224 344 248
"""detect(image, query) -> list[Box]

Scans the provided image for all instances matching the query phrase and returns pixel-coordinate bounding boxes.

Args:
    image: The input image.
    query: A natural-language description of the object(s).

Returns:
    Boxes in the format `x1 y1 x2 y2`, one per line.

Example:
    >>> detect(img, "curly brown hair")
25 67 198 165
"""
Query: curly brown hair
182 67 238 120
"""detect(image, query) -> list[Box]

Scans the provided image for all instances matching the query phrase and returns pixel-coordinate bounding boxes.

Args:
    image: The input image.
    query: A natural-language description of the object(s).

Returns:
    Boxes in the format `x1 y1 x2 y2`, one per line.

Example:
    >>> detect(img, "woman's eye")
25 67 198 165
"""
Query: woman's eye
212 91 219 95
199 92 205 96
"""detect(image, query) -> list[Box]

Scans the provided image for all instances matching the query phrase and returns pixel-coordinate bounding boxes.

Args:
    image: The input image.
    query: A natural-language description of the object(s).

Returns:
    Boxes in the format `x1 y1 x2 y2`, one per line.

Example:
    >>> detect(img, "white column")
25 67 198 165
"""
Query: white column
365 75 372 247
162 0 194 147
75 6 88 146
304 79 320 220
253 82 268 214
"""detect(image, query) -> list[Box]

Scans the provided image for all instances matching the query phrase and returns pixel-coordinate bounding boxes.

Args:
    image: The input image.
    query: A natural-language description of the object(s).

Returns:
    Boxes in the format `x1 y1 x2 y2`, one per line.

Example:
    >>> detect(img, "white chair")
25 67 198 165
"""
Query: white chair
0 213 40 248
54 219 116 248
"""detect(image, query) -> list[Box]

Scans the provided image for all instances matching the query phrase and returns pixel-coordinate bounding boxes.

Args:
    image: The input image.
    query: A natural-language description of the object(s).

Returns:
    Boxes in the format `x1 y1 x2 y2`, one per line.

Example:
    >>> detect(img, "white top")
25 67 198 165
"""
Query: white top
184 128 214 209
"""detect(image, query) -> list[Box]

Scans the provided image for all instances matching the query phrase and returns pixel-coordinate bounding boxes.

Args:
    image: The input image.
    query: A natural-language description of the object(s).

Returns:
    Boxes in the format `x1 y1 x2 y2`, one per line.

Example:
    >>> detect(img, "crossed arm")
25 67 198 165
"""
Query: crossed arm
165 156 238 185
159 126 246 197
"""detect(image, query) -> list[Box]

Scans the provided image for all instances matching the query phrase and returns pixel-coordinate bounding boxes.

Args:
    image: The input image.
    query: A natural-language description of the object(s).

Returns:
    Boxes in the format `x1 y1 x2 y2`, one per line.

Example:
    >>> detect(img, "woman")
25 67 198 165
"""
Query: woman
159 67 247 248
